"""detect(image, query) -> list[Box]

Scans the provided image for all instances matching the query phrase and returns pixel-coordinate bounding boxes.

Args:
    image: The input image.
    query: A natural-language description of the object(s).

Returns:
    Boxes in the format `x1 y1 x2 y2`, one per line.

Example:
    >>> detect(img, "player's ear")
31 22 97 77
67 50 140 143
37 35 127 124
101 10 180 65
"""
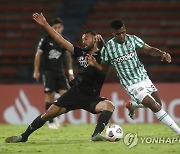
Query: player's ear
61 25 64 31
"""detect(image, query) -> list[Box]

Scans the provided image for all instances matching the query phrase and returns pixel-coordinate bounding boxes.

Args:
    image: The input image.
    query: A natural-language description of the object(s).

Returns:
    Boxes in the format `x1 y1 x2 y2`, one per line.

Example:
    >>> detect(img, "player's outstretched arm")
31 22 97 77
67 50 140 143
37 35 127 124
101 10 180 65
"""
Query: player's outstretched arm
142 44 172 63
32 13 74 53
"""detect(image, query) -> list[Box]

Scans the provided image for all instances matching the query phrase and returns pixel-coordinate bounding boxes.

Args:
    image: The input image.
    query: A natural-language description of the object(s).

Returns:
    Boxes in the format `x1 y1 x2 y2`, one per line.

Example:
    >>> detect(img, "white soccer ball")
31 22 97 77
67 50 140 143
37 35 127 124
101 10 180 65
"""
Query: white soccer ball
105 124 123 142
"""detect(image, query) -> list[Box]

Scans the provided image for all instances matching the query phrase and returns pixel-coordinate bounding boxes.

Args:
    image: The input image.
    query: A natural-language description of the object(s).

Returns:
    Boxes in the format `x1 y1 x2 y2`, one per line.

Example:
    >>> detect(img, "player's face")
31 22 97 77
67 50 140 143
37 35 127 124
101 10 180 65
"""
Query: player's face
82 33 95 51
52 23 64 34
112 26 126 43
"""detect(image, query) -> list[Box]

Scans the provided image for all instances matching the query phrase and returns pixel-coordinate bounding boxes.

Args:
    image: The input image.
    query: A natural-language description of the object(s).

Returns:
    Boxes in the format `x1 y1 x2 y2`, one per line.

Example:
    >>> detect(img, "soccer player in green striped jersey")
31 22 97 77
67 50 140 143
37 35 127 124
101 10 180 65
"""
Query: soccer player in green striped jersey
87 19 180 136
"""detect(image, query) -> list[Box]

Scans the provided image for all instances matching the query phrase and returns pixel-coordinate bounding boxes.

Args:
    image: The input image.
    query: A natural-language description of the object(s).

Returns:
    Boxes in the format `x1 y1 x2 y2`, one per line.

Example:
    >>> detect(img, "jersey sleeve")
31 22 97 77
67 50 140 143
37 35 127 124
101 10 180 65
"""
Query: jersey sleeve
133 35 145 49
100 46 109 62
37 38 45 51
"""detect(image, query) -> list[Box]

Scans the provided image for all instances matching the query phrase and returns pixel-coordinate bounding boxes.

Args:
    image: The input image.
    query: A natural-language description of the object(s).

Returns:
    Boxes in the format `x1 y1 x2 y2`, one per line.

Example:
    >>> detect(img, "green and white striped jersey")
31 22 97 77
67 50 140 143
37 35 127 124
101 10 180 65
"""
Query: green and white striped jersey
101 34 148 88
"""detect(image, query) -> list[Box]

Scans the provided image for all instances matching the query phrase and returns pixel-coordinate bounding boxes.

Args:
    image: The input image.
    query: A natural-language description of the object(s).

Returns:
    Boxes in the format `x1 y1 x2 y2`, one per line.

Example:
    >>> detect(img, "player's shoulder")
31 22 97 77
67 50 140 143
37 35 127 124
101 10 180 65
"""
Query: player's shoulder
105 38 115 48
107 38 114 44
39 37 44 42
126 34 144 44
37 37 46 48
126 34 136 39
38 36 47 44
126 34 133 37
126 34 141 40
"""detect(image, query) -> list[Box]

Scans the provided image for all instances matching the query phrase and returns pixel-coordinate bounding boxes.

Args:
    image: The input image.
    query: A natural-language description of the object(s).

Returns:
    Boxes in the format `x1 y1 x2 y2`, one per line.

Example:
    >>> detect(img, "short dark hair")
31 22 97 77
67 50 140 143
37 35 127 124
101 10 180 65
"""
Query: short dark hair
83 29 96 36
50 17 63 26
111 19 124 29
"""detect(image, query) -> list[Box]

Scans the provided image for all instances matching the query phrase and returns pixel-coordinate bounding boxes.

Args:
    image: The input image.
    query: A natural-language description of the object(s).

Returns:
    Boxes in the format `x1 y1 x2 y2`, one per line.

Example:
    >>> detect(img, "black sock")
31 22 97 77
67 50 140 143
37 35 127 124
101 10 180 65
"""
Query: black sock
21 115 46 141
92 110 113 137
45 102 53 123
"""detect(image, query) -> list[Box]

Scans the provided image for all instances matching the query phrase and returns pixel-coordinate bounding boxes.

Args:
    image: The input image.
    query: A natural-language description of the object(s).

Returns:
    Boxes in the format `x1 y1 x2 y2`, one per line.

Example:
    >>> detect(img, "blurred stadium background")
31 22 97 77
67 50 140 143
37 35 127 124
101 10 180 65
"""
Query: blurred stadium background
0 0 180 125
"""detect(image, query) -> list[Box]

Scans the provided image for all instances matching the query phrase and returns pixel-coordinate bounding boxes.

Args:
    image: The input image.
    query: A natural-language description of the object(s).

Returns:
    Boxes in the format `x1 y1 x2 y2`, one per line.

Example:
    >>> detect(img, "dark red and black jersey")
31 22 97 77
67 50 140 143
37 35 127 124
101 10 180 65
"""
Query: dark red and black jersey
37 35 66 73
70 46 106 96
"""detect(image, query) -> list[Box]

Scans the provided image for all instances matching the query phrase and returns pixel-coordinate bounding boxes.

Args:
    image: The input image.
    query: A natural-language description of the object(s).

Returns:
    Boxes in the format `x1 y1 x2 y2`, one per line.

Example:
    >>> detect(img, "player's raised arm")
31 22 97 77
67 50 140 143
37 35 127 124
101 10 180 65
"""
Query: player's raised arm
142 44 172 63
32 13 74 53
95 34 106 50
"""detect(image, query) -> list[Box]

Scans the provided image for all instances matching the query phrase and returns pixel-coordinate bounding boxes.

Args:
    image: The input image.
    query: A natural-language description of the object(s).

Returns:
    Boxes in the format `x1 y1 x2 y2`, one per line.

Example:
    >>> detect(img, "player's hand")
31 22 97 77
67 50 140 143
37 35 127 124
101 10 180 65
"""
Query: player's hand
86 54 97 66
32 12 47 26
95 34 106 49
95 34 103 42
161 52 172 63
33 72 40 81
68 74 74 81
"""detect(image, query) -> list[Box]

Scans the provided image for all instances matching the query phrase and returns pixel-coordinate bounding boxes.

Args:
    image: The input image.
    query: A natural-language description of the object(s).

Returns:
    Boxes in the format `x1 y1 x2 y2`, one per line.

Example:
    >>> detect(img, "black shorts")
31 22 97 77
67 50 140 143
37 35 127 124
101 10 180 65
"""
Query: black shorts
54 86 107 114
42 71 68 93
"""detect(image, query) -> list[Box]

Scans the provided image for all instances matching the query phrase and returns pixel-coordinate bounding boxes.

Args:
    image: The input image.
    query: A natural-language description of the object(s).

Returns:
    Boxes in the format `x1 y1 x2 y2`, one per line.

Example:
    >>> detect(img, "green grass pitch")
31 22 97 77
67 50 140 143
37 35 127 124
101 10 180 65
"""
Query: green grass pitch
0 123 180 154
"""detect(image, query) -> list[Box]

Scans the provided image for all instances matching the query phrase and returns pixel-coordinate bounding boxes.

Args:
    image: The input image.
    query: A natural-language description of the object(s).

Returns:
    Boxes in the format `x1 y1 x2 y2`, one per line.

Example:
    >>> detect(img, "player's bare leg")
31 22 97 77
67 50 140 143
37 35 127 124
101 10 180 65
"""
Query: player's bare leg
5 105 66 143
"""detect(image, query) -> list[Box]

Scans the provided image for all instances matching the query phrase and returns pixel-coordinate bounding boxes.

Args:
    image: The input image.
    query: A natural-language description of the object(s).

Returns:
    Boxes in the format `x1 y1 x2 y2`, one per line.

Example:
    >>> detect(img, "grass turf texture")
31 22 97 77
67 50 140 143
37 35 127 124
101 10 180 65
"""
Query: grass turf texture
0 124 180 154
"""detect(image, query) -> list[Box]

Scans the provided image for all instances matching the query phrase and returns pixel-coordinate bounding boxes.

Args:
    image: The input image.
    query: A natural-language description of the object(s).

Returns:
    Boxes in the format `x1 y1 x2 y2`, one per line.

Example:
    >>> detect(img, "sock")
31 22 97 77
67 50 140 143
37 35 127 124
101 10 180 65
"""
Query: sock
92 110 113 137
45 102 53 123
21 115 46 141
130 101 146 109
155 109 180 135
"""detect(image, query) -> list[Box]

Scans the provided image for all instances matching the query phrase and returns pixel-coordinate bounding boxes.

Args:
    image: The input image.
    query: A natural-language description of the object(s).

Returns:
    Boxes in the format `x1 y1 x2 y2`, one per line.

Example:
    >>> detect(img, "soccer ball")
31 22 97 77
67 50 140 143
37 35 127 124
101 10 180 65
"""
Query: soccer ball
105 124 123 142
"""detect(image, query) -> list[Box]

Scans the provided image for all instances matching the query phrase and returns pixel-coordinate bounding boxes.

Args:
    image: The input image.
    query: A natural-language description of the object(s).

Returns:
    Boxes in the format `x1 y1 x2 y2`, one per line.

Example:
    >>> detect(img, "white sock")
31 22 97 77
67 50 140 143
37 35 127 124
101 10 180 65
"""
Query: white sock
130 101 146 109
155 109 180 135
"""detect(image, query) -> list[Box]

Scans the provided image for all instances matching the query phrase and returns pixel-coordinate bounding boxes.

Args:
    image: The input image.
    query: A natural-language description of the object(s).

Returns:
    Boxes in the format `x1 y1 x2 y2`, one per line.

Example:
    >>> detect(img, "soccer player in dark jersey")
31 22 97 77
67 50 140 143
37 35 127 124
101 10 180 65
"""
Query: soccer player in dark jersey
33 17 74 129
5 13 114 143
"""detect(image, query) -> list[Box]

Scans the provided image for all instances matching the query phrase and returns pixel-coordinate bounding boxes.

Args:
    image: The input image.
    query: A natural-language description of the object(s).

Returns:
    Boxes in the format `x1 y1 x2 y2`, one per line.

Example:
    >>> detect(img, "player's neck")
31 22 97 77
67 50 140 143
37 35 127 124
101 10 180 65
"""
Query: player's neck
88 47 99 54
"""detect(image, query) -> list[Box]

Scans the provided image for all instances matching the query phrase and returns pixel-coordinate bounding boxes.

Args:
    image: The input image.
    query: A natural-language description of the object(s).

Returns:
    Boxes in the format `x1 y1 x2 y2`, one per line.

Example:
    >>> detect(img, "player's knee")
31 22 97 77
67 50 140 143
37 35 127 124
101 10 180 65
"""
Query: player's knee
142 96 150 104
41 105 62 121
41 111 53 121
104 101 115 112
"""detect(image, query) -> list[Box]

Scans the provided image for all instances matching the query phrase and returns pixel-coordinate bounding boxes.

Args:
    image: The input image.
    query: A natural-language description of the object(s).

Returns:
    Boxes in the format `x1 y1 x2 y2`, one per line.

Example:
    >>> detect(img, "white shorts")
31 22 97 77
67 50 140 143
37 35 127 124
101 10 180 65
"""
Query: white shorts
127 78 157 103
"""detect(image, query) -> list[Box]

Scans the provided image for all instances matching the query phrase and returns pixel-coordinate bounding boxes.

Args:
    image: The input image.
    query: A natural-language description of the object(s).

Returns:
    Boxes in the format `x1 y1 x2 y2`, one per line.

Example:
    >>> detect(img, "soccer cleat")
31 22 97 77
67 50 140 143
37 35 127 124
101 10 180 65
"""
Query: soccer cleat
5 135 27 143
90 133 107 142
125 101 135 119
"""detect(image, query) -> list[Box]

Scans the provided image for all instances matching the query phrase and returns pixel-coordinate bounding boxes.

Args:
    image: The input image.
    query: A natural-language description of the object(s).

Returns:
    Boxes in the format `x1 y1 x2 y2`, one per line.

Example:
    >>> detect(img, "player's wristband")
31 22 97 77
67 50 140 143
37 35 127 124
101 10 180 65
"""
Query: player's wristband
68 69 74 75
